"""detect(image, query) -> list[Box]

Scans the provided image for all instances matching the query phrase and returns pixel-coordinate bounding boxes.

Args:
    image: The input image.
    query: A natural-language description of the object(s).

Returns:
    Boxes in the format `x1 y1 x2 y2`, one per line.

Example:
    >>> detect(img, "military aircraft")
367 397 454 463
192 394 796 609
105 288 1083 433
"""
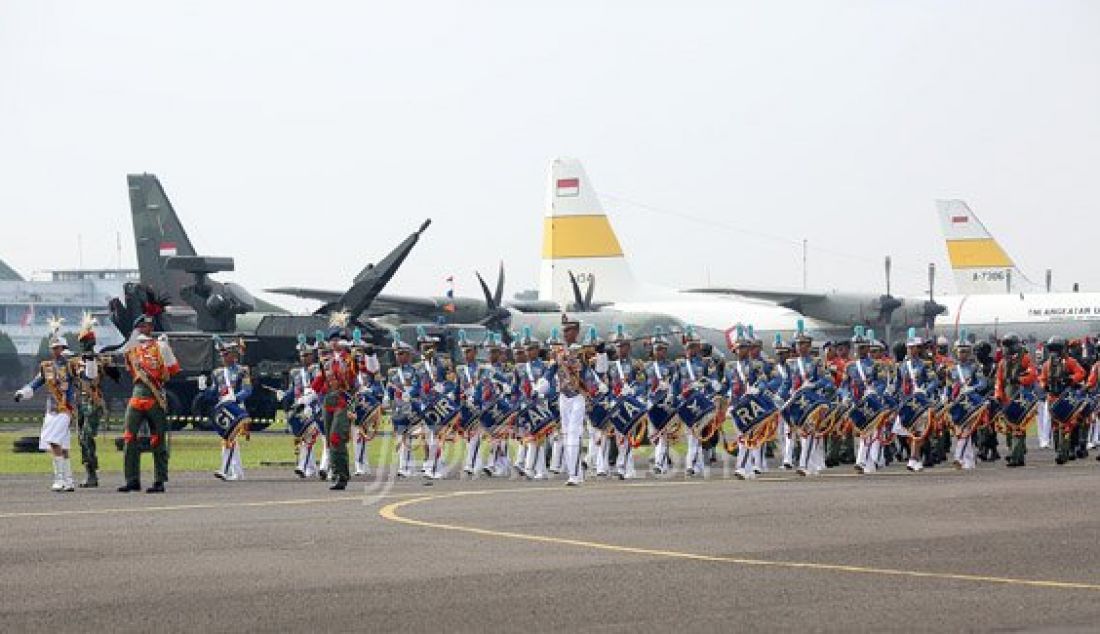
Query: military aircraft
923 200 1100 343
111 174 437 426
538 158 883 349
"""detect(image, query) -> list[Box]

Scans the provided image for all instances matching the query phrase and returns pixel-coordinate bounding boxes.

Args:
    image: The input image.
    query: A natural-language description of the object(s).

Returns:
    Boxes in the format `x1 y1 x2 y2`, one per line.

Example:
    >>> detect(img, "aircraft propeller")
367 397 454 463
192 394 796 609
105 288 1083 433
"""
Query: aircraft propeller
476 262 512 344
877 255 903 346
567 270 596 312
922 262 947 335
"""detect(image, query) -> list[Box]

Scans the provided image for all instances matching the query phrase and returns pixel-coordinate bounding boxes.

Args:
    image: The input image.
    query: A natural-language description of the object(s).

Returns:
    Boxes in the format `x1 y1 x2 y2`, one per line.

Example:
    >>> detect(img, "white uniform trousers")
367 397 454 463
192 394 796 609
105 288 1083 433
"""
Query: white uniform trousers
560 395 586 484
1037 401 1052 448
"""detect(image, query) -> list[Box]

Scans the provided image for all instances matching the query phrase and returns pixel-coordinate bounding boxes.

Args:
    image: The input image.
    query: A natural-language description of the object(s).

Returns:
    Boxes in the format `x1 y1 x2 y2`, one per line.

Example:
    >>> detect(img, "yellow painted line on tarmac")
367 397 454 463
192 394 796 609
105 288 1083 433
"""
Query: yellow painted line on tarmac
379 488 1100 593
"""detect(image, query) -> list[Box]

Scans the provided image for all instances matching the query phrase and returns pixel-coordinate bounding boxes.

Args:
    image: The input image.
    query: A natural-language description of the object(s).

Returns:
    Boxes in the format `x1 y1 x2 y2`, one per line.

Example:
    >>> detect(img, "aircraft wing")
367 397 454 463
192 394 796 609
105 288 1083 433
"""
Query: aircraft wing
683 287 829 306
264 288 453 318
265 287 344 304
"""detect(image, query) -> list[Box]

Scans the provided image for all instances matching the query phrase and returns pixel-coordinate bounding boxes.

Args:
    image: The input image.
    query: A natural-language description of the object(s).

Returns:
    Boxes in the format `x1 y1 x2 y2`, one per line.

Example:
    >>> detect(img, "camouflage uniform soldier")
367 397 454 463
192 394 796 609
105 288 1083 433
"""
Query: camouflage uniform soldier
119 312 180 493
75 313 113 487
312 322 357 490
994 333 1039 468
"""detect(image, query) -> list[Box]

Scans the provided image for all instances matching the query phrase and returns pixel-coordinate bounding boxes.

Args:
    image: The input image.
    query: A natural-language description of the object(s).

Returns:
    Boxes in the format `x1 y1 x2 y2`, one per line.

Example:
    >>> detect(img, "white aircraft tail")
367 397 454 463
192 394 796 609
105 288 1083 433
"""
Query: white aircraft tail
538 158 638 307
936 200 1030 294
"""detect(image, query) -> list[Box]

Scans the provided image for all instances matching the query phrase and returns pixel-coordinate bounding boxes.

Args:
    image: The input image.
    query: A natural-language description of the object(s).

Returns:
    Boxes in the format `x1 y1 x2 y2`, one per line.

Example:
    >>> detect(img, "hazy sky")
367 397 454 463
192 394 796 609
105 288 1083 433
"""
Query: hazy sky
2 1 1098 312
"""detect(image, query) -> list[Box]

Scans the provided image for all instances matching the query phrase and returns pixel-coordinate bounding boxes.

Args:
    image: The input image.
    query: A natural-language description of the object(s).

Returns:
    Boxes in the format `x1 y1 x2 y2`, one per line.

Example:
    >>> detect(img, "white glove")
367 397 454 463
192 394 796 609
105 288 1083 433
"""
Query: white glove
598 383 609 395
621 385 635 397
466 395 476 408
747 386 760 396
502 384 513 396
158 334 169 344
710 379 722 392
303 388 318 404
275 390 286 402
433 384 445 394
14 386 32 402
535 377 550 396
382 395 392 407
658 380 670 391
197 375 208 391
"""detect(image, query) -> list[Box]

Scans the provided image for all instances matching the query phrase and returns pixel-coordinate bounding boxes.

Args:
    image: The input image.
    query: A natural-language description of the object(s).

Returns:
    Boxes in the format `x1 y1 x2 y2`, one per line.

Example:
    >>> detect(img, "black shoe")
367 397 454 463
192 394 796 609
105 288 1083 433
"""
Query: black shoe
1055 455 1067 465
79 478 99 489
329 479 348 491
318 469 328 481
145 482 165 493
990 448 1001 461
824 458 838 468
117 482 141 493
294 468 306 478
1075 447 1088 460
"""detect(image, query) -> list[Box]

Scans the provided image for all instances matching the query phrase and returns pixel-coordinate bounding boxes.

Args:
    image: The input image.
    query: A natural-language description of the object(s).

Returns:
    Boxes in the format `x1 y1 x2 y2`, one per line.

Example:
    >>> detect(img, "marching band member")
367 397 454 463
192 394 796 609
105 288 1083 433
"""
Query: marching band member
13 321 84 492
311 321 357 490
479 334 515 477
1086 359 1100 455
557 315 587 486
199 337 253 481
896 330 940 472
944 333 989 470
415 327 451 481
646 331 677 475
514 329 556 479
510 340 531 476
581 327 612 477
281 335 323 478
994 333 1039 468
608 325 645 480
545 328 567 475
351 335 384 477
726 325 767 479
456 332 486 476
1039 336 1085 465
387 336 421 479
118 311 180 493
843 327 887 474
675 328 718 477
826 337 855 468
768 335 796 470
785 325 832 476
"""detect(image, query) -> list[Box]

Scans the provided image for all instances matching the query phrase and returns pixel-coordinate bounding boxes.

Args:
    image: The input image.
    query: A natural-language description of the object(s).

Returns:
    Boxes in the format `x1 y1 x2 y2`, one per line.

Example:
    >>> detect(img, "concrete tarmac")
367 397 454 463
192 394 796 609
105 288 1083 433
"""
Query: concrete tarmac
2 453 1100 633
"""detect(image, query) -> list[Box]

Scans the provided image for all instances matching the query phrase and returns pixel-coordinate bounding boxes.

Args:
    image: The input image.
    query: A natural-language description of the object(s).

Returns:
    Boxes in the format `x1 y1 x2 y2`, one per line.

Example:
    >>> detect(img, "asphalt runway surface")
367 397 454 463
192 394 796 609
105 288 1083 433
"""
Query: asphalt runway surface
3 448 1100 633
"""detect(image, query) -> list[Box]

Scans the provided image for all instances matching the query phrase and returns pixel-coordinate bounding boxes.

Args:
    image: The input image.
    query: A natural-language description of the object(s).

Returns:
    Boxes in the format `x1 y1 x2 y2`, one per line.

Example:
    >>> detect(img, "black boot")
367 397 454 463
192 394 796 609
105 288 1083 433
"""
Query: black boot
329 478 348 491
145 482 165 493
117 481 141 492
80 467 98 488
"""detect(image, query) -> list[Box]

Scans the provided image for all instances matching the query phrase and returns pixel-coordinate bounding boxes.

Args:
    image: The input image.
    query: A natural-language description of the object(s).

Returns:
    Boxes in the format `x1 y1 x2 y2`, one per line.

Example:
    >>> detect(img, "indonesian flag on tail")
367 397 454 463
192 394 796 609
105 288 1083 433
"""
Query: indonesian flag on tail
159 242 178 257
951 216 968 224
556 178 579 197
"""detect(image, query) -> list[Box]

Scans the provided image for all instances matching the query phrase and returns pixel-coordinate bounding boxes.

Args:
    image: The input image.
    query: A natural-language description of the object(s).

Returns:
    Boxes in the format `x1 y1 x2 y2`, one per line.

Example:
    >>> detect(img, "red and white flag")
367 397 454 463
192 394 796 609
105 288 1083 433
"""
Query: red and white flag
556 178 579 197
20 304 34 327
159 242 178 257
951 216 968 224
